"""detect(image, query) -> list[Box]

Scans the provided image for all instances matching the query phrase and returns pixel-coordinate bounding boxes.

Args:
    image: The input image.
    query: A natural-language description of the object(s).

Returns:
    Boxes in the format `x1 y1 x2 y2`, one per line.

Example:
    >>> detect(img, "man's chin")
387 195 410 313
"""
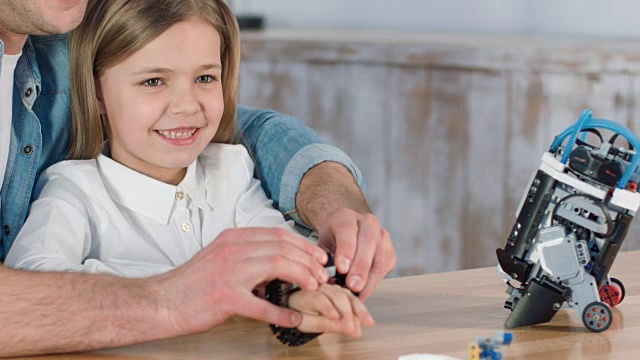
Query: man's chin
37 2 87 35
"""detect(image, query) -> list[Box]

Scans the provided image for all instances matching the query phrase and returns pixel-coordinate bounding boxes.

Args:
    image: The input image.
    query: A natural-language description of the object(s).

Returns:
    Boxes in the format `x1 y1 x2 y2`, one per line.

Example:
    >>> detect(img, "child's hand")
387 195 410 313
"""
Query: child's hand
287 283 375 337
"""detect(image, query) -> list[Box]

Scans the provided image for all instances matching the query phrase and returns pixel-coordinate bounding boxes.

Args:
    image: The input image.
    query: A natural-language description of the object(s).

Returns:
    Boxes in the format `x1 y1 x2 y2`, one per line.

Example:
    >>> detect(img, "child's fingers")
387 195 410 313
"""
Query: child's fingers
289 284 374 336
318 285 356 320
288 289 340 320
322 284 374 333
297 313 362 337
348 293 375 327
296 313 333 333
318 285 363 336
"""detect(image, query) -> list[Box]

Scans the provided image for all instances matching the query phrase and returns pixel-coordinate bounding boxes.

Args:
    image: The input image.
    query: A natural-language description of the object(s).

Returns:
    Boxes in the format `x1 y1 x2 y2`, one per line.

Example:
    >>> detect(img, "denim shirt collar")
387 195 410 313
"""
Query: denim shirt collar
1 34 71 260
9 37 42 110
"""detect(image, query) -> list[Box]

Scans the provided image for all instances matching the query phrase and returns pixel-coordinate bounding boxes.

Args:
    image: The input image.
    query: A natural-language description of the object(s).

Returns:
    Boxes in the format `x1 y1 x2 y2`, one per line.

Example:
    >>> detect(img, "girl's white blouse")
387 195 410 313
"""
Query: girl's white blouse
5 143 293 277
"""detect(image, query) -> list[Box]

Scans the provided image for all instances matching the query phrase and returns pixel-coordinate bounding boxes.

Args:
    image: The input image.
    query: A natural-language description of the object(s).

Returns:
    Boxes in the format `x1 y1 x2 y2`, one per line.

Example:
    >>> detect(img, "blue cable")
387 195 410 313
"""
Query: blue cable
551 119 640 154
560 109 592 164
549 110 640 189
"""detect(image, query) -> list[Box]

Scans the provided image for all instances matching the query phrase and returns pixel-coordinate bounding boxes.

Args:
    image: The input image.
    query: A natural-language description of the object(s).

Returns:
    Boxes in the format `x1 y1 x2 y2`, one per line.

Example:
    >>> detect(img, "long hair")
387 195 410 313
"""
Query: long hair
69 0 240 159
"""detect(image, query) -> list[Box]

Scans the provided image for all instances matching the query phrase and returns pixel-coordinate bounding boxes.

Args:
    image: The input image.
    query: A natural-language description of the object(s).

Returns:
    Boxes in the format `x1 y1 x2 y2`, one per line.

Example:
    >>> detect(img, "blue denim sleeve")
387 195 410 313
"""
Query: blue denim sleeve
236 105 366 226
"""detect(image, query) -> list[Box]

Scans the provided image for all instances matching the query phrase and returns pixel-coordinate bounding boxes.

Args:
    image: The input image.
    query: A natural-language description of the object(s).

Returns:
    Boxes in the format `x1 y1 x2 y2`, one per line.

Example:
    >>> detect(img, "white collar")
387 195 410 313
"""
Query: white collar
96 155 212 225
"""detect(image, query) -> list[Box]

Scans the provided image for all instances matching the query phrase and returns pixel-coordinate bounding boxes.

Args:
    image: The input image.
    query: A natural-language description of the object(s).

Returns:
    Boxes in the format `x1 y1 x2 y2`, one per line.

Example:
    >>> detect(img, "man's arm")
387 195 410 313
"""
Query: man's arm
0 227 329 357
237 106 396 300
296 161 371 226
0 266 173 357
296 162 396 300
236 106 365 217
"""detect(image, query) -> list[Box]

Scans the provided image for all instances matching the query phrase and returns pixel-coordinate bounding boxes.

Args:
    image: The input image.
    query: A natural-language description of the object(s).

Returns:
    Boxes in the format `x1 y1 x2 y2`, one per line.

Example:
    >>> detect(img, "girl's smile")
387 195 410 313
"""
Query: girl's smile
155 127 202 145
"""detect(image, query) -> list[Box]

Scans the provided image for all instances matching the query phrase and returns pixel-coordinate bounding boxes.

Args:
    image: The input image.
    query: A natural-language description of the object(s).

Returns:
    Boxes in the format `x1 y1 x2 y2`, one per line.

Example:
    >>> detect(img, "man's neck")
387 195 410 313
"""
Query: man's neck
0 29 28 55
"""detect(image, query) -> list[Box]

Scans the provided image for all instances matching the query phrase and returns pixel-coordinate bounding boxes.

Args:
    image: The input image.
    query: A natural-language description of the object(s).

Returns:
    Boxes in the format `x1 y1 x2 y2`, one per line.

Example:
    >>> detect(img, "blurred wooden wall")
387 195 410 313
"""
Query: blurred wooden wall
238 30 640 276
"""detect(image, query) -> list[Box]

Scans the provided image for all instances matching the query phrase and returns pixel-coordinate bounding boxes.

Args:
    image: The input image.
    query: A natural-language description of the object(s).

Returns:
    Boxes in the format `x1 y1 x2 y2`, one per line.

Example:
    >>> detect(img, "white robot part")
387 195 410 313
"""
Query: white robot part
536 227 582 282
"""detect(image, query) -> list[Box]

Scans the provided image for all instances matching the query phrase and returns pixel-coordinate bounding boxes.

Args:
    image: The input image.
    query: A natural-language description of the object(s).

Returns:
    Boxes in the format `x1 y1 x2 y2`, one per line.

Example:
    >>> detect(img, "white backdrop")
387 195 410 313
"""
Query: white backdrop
230 0 640 38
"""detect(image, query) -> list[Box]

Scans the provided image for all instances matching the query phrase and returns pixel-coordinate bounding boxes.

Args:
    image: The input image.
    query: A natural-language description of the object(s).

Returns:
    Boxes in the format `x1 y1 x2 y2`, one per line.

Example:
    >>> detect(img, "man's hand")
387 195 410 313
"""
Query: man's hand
317 209 396 300
154 227 329 334
296 162 396 301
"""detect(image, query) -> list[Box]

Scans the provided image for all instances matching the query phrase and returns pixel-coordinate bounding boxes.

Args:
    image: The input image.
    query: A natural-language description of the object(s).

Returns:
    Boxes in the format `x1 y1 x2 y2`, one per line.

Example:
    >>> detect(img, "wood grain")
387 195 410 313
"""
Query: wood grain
23 250 640 360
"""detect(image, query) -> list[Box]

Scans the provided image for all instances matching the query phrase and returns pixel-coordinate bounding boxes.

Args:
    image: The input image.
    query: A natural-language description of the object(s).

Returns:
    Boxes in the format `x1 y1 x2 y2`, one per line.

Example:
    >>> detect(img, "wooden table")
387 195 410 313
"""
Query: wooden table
24 251 640 359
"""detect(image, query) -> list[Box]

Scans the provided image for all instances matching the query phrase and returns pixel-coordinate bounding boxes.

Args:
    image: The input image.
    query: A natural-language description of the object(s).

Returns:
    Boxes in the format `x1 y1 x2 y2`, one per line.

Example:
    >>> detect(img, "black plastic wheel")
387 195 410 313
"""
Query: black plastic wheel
582 302 613 333
610 277 626 303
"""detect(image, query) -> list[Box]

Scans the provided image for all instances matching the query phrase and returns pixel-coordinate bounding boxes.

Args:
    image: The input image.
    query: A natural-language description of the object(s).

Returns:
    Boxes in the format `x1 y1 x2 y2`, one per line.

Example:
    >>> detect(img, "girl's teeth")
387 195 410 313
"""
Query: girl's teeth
157 129 196 139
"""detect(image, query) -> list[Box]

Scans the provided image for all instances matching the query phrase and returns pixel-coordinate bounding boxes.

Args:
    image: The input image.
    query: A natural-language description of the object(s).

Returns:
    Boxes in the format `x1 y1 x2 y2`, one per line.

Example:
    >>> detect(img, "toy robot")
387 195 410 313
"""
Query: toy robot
496 109 638 332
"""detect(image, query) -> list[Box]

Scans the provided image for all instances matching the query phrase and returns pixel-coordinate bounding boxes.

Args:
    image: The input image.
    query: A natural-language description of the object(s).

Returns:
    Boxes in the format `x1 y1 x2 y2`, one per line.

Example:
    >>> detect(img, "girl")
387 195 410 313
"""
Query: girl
6 0 373 340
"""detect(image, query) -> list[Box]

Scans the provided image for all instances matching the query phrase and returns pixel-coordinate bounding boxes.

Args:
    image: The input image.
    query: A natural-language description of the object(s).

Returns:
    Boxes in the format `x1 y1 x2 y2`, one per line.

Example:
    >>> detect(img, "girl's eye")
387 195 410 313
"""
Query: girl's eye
195 75 215 84
143 78 163 87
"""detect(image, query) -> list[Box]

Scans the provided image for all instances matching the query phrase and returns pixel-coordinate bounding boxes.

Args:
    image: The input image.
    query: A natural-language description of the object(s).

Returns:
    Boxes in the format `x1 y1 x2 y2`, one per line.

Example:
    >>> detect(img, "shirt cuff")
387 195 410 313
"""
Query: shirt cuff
279 143 366 227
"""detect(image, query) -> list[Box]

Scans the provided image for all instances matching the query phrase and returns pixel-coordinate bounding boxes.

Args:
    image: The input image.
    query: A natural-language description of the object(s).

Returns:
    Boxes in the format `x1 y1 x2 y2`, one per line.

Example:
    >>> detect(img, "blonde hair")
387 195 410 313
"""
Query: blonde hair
69 0 240 159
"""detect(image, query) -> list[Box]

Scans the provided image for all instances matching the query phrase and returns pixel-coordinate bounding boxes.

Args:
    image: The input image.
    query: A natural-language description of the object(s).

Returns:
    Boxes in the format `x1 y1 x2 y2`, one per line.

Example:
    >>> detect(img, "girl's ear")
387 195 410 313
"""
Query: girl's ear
95 78 107 114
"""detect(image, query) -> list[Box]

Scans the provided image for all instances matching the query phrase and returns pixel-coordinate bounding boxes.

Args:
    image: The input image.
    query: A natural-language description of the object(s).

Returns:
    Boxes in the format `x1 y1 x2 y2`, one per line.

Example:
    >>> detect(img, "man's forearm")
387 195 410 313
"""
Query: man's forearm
0 266 176 357
296 161 371 229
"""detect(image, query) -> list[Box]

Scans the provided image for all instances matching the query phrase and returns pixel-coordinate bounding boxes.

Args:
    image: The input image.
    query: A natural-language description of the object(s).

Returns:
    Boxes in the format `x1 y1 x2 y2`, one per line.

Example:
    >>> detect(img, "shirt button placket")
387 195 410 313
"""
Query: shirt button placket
175 191 190 232
174 189 200 257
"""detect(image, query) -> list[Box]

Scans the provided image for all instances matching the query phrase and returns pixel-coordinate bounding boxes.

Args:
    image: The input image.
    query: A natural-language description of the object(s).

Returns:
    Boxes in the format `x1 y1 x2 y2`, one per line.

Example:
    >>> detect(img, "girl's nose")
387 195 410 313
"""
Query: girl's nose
170 87 199 115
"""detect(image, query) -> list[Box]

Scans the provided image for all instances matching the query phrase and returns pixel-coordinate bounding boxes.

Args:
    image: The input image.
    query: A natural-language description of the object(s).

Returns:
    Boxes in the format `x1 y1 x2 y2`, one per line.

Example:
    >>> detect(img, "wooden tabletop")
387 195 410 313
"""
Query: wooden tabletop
23 250 640 359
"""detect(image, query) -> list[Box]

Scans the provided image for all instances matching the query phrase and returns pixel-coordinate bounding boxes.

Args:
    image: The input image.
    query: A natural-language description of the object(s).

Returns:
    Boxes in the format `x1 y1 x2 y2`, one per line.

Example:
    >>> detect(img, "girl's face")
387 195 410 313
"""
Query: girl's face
97 17 224 185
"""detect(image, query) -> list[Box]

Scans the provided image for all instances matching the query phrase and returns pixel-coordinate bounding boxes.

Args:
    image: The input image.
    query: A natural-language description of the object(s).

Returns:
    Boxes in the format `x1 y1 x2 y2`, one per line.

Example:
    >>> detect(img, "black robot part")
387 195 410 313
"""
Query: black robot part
590 213 632 287
568 144 630 188
505 277 570 329
497 170 556 282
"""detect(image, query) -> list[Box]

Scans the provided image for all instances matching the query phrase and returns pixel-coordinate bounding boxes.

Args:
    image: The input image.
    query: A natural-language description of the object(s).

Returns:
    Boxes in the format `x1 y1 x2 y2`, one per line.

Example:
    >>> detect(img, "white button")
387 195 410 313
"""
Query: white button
176 192 185 200
181 223 191 232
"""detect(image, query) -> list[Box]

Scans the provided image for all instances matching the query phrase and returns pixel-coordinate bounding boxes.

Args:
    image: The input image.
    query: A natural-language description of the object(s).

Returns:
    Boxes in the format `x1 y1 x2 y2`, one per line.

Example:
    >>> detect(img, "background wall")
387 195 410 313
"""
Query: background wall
231 0 640 38
234 2 640 276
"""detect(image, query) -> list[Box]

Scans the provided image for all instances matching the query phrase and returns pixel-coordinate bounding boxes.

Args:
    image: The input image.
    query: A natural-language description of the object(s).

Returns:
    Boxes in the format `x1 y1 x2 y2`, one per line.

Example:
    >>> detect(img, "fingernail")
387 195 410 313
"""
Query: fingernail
339 258 351 273
290 312 302 325
317 268 329 282
348 275 361 290
316 250 328 264
366 314 375 326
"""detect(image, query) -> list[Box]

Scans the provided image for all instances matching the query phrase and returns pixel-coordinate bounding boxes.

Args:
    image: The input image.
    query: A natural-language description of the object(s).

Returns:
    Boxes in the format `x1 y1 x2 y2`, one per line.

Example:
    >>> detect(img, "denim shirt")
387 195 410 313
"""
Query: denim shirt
0 35 364 260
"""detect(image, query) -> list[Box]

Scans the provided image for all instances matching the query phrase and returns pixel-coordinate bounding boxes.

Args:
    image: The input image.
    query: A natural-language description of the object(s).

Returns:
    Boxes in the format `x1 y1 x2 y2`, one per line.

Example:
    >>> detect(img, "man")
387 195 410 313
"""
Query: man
0 0 396 357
